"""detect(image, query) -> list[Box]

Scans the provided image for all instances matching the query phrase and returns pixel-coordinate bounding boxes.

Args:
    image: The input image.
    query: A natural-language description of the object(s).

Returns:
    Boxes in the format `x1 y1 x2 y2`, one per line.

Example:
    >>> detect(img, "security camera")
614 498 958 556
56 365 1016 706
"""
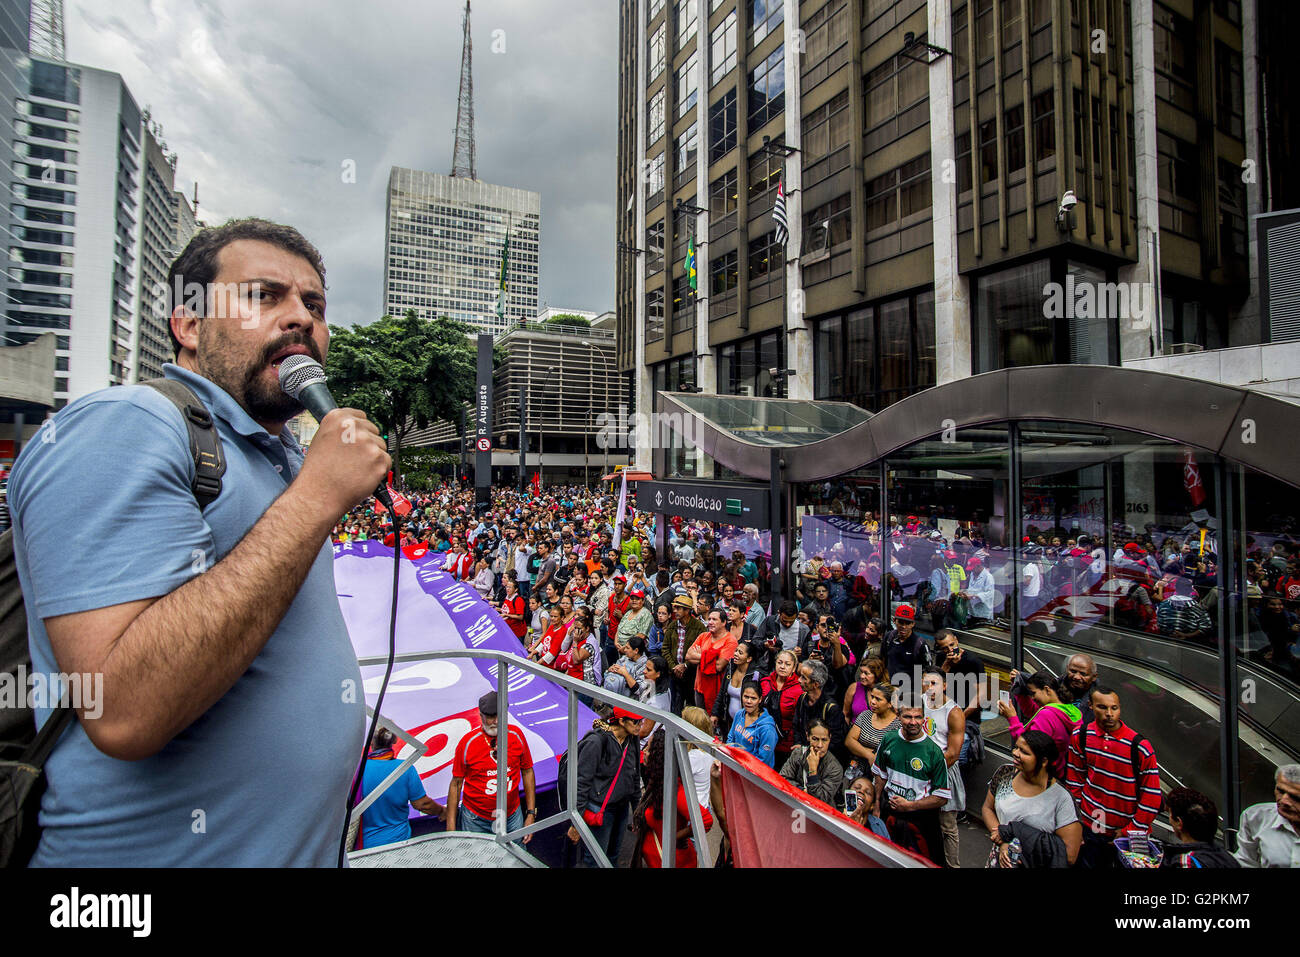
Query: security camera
769 367 779 379
1056 190 1077 231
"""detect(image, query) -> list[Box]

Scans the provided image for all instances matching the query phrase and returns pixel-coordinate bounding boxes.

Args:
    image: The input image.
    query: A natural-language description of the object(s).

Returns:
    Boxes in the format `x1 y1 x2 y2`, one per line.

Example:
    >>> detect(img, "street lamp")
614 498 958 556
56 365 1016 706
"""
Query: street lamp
582 338 613 482
537 364 559 489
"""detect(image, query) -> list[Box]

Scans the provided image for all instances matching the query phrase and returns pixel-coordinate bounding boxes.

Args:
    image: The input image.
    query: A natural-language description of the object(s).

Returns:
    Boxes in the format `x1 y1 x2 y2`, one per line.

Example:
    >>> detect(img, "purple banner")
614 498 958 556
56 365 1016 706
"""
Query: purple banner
334 541 595 803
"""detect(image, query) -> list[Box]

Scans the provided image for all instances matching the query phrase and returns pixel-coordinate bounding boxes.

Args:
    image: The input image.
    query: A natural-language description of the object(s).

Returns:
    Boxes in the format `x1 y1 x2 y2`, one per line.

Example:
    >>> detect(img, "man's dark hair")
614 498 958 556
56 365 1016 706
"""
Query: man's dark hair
1166 787 1219 842
165 217 327 356
1091 683 1118 700
778 599 798 617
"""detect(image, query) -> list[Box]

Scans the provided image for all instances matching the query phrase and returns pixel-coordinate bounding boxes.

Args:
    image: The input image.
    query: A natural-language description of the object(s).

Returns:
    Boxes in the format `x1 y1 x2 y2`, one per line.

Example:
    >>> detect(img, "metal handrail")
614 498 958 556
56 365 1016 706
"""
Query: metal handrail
351 647 926 867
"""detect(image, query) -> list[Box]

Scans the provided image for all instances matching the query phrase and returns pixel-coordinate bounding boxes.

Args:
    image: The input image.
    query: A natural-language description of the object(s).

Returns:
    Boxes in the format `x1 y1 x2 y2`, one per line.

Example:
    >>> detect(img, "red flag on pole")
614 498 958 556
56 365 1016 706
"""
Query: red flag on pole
531 472 541 496
374 486 413 516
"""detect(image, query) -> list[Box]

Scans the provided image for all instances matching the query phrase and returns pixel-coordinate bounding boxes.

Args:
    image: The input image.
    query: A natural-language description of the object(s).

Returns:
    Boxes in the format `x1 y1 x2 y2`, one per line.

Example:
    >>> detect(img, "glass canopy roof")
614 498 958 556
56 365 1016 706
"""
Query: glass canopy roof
662 392 872 447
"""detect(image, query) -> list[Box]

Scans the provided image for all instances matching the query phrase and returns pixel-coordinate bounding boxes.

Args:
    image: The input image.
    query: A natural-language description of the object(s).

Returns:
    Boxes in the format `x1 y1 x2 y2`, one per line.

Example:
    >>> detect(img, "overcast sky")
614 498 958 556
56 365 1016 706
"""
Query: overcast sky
65 0 618 328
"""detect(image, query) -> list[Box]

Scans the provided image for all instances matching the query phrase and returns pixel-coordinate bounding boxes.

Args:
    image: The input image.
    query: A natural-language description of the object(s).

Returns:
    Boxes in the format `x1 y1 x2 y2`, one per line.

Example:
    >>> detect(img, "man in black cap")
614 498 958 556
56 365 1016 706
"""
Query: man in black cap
446 691 537 842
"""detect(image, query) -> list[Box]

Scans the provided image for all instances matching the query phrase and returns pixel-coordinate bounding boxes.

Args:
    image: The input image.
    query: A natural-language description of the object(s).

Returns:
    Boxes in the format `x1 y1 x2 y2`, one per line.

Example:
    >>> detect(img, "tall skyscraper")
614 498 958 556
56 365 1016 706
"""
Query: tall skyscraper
4 58 147 405
135 117 179 381
382 166 540 335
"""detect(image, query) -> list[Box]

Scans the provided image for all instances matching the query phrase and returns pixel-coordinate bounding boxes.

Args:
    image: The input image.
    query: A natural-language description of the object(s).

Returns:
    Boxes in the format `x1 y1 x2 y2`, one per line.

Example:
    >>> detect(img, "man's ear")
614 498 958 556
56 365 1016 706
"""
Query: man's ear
171 305 200 356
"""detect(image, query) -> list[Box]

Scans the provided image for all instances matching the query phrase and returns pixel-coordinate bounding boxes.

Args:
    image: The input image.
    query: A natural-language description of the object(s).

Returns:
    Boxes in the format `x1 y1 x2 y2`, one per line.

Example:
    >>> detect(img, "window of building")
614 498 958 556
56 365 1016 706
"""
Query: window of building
649 22 666 81
710 249 739 296
719 330 782 397
1213 0 1241 25
803 1 850 78
711 11 738 85
648 88 665 145
1005 104 1025 174
1157 131 1199 238
709 88 737 162
675 122 700 186
864 52 927 131
647 220 665 272
647 152 666 195
979 119 998 184
748 141 783 205
1031 91 1055 161
1217 157 1246 262
677 50 700 118
1153 3 1195 113
801 89 850 168
803 193 851 250
866 169 898 231
899 154 932 217
710 169 738 226
813 291 936 411
955 131 973 193
748 45 784 128
647 289 665 342
672 273 695 333
748 229 780 280
650 0 666 19
1215 41 1243 139
677 0 699 48
750 0 783 45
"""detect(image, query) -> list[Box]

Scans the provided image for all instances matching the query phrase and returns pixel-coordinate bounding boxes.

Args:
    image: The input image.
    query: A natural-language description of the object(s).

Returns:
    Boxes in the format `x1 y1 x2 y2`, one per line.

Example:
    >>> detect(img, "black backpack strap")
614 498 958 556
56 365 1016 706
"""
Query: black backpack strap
143 379 225 510
1130 734 1148 783
21 706 74 767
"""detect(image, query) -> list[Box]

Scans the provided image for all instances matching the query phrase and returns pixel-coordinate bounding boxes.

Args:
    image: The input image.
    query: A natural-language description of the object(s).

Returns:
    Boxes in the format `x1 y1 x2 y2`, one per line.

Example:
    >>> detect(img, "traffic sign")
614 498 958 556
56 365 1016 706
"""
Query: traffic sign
476 437 491 452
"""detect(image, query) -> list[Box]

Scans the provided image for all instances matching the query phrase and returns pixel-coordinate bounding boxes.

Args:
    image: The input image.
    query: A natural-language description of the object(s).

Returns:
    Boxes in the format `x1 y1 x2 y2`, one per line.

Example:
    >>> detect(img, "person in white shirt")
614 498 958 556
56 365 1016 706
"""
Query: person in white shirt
959 557 997 621
1234 764 1300 867
1020 556 1043 617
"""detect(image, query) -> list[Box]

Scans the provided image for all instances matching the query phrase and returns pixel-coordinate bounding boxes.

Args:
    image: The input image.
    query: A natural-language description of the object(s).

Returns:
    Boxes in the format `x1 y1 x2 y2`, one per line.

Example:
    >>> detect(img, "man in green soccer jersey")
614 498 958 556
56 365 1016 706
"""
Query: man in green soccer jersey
871 694 951 866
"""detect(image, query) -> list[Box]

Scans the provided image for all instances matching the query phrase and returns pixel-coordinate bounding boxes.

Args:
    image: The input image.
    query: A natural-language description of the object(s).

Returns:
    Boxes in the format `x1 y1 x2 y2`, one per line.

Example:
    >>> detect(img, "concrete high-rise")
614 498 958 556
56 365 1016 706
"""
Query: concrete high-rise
382 167 540 336
617 0 1261 473
4 57 147 406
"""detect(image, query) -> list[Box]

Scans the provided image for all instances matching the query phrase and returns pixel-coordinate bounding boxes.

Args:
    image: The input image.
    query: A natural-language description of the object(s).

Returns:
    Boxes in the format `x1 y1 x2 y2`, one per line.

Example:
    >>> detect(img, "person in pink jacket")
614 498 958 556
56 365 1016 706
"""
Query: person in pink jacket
998 671 1081 779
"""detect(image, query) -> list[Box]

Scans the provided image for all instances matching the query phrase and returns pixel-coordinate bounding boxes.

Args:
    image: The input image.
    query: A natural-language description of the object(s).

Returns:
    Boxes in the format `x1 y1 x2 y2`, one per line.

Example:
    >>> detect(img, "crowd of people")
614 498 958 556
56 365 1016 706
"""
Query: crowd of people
339 479 1299 869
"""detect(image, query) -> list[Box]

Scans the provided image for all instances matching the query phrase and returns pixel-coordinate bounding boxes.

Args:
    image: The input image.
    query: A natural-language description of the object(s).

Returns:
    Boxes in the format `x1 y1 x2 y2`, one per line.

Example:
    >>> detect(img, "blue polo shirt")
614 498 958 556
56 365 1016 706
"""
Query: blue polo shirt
8 363 365 866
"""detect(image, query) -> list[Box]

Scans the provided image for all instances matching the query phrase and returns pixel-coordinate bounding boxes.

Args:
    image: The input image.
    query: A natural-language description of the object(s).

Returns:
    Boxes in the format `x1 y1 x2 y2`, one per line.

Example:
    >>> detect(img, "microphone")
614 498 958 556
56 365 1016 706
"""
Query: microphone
278 354 394 512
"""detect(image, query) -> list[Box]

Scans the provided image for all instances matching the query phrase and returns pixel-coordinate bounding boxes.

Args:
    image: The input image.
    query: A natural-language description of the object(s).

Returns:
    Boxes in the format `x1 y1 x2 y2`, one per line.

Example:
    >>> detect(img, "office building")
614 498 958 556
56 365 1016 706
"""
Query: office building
617 0 1268 474
401 312 630 485
382 167 541 336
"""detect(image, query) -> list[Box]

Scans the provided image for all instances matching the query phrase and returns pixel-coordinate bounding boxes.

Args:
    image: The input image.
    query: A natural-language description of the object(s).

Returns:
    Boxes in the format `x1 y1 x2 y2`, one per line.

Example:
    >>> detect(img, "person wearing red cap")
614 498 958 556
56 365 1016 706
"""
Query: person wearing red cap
566 709 643 866
883 604 932 683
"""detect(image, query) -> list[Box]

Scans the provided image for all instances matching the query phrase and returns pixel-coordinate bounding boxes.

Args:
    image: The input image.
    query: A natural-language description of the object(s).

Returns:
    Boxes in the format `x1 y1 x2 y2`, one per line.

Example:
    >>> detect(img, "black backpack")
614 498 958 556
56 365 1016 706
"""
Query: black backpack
554 728 605 811
0 378 225 867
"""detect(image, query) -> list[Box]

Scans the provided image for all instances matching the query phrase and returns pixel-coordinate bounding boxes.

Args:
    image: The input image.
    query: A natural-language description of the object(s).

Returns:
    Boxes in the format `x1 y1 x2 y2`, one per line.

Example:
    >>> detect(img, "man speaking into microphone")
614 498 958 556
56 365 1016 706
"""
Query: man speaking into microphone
7 218 389 866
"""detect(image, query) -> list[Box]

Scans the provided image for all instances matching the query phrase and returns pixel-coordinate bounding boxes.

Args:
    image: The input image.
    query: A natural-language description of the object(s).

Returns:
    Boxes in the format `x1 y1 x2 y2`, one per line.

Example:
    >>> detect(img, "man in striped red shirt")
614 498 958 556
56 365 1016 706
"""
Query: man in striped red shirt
1065 685 1161 868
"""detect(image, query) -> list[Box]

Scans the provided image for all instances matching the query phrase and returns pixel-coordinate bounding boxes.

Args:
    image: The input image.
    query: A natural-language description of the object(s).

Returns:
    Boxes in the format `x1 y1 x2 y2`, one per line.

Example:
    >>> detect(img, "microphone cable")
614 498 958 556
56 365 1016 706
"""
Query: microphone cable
338 496 401 867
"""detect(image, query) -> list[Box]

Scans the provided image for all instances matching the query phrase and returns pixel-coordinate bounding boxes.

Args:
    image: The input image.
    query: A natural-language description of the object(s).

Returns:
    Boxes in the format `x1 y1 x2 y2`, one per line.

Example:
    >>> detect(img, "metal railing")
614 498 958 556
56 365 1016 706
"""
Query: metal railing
350 647 925 868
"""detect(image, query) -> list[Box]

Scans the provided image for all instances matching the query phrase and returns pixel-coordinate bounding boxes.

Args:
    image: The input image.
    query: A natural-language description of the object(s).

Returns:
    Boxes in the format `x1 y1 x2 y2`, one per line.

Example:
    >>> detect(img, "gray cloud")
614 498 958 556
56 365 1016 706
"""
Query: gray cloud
66 0 618 327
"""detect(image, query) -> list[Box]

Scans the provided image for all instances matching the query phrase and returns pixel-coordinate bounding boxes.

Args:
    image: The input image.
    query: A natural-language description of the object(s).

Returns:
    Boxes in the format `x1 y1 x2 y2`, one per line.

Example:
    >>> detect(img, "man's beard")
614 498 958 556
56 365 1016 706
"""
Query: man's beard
199 328 320 426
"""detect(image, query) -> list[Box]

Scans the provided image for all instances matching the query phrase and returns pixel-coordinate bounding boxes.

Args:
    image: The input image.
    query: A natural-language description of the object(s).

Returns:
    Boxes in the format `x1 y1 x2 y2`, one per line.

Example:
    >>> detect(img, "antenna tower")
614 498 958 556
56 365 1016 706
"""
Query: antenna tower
450 0 477 179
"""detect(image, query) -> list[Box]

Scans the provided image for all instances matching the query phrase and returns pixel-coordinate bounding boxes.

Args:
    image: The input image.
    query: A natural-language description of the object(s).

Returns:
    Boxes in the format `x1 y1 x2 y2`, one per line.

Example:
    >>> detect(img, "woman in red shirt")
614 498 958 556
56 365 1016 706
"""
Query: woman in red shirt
534 594 576 669
496 573 528 643
761 649 802 767
638 729 714 868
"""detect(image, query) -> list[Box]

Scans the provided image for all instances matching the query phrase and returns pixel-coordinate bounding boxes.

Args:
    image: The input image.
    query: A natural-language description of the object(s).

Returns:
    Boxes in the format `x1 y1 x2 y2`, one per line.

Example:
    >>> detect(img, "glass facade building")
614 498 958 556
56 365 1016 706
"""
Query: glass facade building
655 365 1300 842
383 167 540 336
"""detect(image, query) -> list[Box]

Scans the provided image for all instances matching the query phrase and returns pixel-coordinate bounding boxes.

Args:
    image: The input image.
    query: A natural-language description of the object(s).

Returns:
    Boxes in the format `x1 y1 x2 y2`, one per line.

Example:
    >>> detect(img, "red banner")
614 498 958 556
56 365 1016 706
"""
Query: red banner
717 746 932 868
1183 449 1206 508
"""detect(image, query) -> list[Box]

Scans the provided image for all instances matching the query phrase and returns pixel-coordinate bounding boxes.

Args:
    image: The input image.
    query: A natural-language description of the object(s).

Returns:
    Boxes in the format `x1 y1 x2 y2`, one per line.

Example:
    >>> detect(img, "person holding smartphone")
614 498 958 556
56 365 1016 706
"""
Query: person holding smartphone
846 776 890 840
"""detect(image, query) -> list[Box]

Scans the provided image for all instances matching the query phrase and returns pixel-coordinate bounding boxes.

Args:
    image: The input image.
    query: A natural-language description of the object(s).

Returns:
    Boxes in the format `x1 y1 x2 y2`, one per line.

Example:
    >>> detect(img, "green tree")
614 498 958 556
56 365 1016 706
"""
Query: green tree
325 309 476 480
398 446 459 489
544 313 590 328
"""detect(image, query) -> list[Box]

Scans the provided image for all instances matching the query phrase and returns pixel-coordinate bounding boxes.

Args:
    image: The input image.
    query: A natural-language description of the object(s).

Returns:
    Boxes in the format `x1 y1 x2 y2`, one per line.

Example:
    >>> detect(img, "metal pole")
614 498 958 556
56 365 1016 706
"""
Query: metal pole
518 386 527 493
674 737 709 864
1009 422 1023 671
495 660 508 837
1216 462 1241 844
663 727 678 868
769 448 783 605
